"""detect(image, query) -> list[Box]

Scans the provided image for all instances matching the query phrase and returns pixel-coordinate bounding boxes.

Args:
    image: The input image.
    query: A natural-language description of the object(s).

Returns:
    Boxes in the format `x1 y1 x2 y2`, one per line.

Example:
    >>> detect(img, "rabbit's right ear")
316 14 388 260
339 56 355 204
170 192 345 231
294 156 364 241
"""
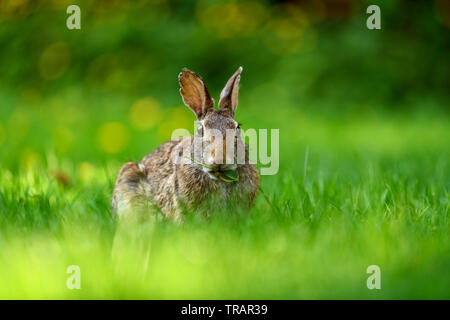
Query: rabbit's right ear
218 67 242 118
179 68 214 119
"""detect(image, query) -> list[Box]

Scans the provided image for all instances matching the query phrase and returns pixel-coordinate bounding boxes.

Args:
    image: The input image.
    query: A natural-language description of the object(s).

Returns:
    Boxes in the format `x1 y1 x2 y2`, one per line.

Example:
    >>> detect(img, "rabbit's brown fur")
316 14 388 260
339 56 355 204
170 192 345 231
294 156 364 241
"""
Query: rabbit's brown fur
111 67 259 221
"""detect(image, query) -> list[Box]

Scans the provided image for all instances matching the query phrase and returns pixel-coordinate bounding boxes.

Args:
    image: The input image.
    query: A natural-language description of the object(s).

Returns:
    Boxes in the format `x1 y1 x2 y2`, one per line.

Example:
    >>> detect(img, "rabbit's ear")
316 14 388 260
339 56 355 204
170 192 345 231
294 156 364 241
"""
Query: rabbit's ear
179 68 214 119
219 67 242 118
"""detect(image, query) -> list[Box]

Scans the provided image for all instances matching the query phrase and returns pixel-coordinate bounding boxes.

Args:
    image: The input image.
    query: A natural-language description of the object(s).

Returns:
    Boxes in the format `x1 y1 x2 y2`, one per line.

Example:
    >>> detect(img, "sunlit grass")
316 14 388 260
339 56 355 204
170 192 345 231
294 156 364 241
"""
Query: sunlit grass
0 107 448 298
0 0 448 300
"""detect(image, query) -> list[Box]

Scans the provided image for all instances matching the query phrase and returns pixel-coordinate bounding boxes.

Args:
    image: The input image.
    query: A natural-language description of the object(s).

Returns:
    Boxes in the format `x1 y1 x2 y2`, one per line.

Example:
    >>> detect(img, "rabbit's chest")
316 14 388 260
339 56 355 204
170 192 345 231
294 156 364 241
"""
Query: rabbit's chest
174 163 259 214
181 176 250 211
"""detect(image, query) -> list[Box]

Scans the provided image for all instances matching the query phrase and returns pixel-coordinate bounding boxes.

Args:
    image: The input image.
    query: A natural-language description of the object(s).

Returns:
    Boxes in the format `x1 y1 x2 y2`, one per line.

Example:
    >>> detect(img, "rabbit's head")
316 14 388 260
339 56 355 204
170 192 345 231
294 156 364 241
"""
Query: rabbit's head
179 67 246 174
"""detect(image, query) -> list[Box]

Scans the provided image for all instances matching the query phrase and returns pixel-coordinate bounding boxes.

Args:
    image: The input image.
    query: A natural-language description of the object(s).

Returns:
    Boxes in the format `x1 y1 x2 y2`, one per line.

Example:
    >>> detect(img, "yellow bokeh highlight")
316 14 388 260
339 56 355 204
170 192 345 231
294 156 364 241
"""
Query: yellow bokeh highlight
20 87 41 104
39 42 71 80
97 122 129 154
77 162 95 182
157 107 192 140
0 0 32 20
197 1 268 38
53 126 74 154
20 148 41 169
129 97 161 130
85 54 121 91
435 0 450 29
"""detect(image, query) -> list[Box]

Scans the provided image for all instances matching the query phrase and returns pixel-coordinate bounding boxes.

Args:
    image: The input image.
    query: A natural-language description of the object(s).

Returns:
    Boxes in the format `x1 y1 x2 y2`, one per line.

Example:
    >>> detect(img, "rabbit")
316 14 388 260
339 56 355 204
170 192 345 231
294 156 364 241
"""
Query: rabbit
111 67 259 221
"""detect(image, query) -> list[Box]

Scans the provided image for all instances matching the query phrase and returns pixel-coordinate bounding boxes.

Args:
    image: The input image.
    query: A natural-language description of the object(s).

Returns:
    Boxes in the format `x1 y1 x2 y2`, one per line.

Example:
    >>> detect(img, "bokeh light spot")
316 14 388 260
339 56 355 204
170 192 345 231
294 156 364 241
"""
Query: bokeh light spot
129 97 161 130
435 0 450 29
85 54 121 91
0 0 32 20
77 162 95 182
157 107 192 140
39 42 71 80
97 122 129 154
53 126 74 154
197 1 267 38
20 148 41 169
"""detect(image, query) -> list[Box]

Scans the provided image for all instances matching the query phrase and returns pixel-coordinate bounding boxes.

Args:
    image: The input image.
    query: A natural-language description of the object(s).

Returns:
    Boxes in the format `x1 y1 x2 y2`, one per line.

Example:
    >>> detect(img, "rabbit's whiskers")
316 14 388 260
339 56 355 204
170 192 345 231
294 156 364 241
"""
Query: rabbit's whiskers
184 156 239 182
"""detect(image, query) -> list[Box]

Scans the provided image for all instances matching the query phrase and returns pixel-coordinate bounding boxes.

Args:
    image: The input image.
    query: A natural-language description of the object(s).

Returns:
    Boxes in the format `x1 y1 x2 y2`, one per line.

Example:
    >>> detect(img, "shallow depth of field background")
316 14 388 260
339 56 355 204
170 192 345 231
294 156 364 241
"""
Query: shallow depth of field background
0 0 449 299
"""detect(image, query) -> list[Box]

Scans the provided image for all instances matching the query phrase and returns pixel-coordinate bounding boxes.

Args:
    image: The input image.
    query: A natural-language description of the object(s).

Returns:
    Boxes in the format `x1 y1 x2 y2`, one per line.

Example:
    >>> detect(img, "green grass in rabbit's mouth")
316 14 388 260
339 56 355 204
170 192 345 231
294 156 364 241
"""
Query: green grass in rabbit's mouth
184 156 239 182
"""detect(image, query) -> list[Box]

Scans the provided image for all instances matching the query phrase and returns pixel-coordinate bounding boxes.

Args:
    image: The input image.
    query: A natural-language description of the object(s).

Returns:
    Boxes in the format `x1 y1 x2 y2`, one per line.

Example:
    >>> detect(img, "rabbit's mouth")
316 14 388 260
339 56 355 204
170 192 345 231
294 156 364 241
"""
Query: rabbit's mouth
204 163 237 172
185 156 239 181
202 164 238 181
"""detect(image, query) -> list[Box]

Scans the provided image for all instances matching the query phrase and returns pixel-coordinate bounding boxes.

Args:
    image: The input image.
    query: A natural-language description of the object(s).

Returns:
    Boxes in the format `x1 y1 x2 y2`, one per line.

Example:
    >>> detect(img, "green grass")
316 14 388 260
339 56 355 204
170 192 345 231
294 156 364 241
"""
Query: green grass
0 0 449 300
0 96 448 299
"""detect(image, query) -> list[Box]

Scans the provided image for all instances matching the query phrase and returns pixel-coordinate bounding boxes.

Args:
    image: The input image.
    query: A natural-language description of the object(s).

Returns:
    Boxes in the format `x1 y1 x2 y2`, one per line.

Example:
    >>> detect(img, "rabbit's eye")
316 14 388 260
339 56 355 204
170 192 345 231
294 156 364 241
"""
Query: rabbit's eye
236 123 242 137
197 124 204 136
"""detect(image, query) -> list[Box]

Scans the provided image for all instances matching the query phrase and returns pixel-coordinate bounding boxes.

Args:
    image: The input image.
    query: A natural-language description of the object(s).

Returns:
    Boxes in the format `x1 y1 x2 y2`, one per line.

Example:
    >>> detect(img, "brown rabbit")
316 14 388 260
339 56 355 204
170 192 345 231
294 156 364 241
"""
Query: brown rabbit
111 67 259 221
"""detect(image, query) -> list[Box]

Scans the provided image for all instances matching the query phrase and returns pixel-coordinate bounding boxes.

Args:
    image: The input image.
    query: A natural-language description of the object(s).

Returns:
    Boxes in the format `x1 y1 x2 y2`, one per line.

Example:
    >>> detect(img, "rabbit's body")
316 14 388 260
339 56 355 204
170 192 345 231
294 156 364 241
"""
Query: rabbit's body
112 136 259 221
112 67 259 221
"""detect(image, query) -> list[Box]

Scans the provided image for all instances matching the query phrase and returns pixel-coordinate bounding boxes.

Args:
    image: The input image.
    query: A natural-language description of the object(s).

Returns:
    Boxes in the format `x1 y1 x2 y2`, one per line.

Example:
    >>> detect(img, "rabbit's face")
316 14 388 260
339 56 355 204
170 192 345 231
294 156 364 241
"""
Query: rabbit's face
179 67 244 174
195 110 244 172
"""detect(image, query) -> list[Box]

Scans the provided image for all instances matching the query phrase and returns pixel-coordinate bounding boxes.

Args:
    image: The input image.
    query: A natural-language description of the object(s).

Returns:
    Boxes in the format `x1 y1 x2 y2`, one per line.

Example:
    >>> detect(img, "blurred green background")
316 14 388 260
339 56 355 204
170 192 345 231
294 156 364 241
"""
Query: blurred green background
0 0 449 299
0 0 449 167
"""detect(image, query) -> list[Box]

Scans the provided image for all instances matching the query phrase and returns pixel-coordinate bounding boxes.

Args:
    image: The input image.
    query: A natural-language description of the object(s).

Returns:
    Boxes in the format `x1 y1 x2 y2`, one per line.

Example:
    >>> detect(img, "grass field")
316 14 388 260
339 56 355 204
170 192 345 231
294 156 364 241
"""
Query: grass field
0 0 449 300
0 91 448 299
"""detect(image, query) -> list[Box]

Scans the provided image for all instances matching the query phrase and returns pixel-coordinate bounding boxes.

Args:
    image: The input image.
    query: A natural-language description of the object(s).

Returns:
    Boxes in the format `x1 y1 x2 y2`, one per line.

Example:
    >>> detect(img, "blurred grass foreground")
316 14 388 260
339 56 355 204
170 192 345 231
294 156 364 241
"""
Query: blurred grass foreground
0 0 449 299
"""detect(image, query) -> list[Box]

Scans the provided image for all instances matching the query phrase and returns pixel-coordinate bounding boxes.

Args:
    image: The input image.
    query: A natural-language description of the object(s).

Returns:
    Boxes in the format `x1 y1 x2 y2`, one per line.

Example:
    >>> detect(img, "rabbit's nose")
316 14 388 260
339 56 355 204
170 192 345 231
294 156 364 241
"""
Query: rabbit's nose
219 164 237 171
211 139 236 165
210 147 225 165
207 138 225 164
222 139 228 163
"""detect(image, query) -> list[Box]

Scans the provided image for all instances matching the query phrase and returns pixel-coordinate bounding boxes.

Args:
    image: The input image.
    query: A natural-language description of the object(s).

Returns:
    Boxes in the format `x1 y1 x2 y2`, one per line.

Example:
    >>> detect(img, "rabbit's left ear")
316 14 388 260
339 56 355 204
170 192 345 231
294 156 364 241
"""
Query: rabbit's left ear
179 68 215 119
219 67 242 118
